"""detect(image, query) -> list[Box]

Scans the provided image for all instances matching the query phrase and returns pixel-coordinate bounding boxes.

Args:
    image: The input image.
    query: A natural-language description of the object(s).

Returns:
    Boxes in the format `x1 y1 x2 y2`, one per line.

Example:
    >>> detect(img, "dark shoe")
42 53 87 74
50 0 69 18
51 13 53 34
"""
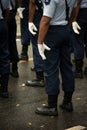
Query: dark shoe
19 45 28 61
35 106 58 116
31 67 35 71
26 79 45 87
10 70 19 78
10 63 19 78
0 74 9 98
59 102 73 112
19 53 28 61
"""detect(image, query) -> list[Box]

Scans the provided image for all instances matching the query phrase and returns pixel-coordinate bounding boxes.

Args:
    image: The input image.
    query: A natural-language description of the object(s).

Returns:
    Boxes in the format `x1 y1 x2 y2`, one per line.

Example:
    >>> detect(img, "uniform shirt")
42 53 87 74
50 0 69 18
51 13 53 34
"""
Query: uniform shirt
80 0 87 8
41 0 77 25
0 0 10 19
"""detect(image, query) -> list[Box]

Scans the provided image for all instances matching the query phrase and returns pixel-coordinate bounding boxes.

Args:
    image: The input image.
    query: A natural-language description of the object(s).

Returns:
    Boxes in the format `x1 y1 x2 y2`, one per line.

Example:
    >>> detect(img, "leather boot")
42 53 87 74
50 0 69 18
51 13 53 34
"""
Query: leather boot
26 71 45 87
35 95 58 116
20 45 28 60
59 92 73 112
74 59 83 78
0 74 9 98
10 62 19 78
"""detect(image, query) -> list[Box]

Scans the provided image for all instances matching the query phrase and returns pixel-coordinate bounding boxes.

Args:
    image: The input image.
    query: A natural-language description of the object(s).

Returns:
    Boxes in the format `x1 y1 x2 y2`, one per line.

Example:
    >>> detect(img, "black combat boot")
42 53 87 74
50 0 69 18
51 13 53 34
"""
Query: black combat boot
20 45 28 60
59 92 73 112
74 59 83 78
26 71 45 87
35 95 58 116
0 74 9 98
10 62 19 78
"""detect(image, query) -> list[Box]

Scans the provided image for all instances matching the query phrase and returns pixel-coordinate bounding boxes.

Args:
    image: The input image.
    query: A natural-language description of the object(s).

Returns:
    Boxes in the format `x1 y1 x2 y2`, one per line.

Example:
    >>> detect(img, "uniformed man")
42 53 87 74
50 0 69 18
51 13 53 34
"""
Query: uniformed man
0 0 10 98
7 0 20 78
72 0 87 78
26 0 44 87
17 0 30 61
34 0 77 116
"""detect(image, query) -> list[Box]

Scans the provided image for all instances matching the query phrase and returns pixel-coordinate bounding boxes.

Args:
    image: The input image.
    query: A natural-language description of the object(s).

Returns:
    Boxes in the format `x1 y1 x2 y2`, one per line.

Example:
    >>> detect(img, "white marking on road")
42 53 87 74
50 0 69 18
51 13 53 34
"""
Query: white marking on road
65 125 86 130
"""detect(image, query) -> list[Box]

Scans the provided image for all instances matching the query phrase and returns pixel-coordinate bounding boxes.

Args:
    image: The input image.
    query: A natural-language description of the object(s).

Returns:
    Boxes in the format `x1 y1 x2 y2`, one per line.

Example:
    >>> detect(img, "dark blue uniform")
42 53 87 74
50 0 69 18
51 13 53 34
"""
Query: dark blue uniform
19 0 30 60
31 8 44 72
41 0 76 96
0 0 10 75
7 0 19 63
35 0 76 116
72 0 87 78
20 0 30 46
7 0 19 78
26 0 44 87
0 0 10 98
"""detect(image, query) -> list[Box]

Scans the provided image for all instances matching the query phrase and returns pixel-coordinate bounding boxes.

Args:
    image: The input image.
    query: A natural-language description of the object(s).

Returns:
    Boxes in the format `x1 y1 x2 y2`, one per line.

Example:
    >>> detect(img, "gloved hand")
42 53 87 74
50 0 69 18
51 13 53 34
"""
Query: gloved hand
17 7 25 19
28 22 37 35
72 21 81 34
38 43 51 60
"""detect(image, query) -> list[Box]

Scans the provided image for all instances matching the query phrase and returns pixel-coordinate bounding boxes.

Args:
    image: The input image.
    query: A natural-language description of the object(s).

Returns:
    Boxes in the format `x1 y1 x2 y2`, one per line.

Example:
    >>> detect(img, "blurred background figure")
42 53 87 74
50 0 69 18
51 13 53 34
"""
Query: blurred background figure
17 0 30 61
0 0 10 98
72 0 87 78
26 0 45 87
7 0 20 78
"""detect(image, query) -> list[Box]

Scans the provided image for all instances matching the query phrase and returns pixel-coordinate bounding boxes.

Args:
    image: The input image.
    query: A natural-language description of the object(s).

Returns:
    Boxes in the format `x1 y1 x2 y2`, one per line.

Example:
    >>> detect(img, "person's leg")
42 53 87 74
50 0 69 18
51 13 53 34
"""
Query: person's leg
26 11 44 87
59 41 75 112
0 20 10 98
73 22 85 78
7 14 19 78
35 26 63 116
73 9 87 78
35 47 59 116
20 0 30 60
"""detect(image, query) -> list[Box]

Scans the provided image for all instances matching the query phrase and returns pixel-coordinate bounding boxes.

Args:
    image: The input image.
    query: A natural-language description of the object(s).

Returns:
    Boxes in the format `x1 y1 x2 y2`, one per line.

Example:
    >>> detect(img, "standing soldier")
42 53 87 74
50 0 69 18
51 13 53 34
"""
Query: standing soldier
35 0 77 116
0 0 10 98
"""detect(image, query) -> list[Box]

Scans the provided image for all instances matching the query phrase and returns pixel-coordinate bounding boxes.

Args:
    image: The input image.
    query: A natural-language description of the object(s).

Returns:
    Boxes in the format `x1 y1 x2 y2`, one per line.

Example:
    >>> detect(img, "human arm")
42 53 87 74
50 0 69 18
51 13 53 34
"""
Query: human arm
69 0 82 34
28 0 37 35
37 16 51 60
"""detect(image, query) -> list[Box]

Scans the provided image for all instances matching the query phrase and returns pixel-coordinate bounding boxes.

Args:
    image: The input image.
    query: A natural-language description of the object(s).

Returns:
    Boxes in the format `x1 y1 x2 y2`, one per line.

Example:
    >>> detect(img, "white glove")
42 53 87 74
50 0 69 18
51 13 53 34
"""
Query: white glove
17 7 25 19
28 22 37 35
38 43 51 60
72 21 81 34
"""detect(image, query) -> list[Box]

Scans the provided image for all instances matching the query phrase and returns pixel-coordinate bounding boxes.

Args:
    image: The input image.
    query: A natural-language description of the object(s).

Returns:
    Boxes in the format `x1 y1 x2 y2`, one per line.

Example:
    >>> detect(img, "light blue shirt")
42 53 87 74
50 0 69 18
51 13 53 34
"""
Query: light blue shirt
42 0 77 25
80 0 87 8
0 0 10 19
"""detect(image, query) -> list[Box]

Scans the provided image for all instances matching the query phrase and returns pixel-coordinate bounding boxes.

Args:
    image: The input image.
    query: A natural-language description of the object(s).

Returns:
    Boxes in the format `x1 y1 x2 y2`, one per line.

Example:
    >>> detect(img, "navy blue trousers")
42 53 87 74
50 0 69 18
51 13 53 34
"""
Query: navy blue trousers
20 0 30 45
0 20 10 75
73 8 87 60
7 10 19 63
44 25 75 95
30 11 44 72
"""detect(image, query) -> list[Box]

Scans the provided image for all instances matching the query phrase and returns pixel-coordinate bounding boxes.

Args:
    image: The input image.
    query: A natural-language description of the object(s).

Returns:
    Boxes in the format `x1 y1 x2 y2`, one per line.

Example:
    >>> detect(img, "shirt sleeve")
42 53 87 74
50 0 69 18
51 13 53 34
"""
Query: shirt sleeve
43 0 57 18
